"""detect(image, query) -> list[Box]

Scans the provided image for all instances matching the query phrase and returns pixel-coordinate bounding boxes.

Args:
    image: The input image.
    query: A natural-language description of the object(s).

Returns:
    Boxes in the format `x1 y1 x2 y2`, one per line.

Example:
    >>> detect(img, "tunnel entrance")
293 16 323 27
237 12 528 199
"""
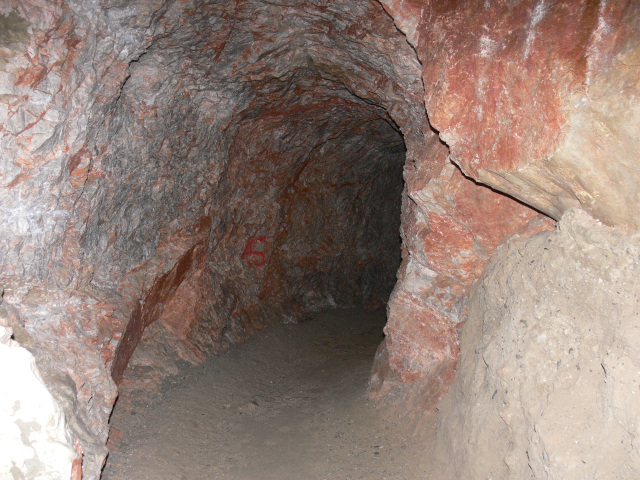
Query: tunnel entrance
108 84 407 374
39 0 430 476
5 0 637 478
103 0 419 381
103 65 410 478
102 77 410 463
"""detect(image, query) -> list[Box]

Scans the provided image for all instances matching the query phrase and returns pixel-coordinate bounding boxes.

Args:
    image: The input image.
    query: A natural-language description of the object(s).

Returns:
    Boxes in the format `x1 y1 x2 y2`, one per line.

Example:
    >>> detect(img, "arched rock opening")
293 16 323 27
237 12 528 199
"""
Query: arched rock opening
2 1 431 477
1 0 640 479
86 0 421 387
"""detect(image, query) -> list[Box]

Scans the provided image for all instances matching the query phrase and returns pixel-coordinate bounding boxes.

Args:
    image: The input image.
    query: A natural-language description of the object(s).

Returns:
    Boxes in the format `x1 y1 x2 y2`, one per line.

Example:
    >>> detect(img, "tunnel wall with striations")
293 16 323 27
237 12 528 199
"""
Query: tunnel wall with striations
1 0 639 478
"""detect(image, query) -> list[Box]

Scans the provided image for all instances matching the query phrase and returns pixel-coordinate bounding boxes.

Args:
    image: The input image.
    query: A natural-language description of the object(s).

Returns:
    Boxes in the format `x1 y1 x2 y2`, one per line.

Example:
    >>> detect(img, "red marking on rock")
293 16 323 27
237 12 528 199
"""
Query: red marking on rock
70 438 83 480
242 236 267 267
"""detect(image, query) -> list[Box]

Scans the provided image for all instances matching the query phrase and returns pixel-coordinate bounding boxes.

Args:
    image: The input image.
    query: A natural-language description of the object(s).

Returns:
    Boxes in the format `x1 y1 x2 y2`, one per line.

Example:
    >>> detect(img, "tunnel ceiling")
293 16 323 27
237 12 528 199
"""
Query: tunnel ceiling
2 1 640 479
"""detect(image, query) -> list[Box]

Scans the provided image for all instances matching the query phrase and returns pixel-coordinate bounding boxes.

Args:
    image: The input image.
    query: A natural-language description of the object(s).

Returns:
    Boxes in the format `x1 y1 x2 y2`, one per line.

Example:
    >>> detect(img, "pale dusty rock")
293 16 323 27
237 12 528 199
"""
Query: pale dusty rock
434 208 640 479
0 326 77 480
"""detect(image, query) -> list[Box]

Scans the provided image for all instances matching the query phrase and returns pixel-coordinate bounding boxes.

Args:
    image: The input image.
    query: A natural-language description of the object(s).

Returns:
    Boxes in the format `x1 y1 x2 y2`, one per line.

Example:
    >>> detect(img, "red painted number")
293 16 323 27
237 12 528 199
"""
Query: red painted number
242 236 267 267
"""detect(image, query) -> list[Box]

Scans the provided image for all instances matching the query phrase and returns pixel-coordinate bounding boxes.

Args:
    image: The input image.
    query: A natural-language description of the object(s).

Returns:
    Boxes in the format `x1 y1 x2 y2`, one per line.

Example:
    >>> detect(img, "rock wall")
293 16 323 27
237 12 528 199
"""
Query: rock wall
371 0 640 409
434 208 640 479
0 1 427 477
381 0 640 229
0 0 639 478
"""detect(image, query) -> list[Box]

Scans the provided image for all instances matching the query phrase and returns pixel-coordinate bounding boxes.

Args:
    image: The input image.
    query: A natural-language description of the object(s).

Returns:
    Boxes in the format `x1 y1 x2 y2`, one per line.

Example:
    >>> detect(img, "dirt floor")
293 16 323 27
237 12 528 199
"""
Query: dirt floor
101 308 435 480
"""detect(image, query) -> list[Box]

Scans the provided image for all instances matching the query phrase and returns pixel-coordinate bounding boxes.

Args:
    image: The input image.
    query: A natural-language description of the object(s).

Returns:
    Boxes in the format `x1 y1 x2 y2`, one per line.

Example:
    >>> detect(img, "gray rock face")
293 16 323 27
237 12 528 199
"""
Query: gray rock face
1 1 639 479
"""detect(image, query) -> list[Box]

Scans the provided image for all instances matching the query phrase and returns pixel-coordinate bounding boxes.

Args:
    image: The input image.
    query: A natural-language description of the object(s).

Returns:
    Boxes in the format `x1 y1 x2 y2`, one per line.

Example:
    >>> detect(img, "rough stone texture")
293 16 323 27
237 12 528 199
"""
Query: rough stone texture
0 0 639 478
0 1 177 475
369 0 640 411
370 158 553 407
0 1 425 477
434 208 640 479
89 0 421 395
380 0 640 230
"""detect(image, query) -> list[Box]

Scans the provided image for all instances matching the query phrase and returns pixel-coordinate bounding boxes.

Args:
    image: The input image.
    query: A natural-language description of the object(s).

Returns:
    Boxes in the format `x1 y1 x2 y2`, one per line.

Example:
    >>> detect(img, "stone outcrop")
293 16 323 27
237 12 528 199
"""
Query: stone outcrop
371 0 640 410
369 158 552 408
434 209 640 478
0 0 639 478
380 0 640 229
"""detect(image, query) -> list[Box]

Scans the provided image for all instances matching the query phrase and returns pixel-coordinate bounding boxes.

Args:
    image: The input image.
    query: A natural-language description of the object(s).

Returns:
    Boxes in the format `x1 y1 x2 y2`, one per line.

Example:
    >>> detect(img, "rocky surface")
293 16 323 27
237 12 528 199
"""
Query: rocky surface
369 159 553 408
370 0 640 413
0 1 423 477
434 208 640 479
0 0 639 478
380 0 640 229
0 323 78 480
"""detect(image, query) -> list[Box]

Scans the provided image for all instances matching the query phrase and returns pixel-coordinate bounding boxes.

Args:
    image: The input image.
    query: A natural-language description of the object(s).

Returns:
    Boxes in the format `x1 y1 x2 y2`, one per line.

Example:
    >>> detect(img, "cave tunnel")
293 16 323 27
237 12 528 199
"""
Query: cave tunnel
2 1 640 479
97 0 417 390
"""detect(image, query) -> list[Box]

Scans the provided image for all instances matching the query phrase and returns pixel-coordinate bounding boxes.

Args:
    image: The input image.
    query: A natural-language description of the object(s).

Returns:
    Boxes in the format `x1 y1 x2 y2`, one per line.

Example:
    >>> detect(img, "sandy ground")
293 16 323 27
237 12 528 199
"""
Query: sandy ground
101 308 435 480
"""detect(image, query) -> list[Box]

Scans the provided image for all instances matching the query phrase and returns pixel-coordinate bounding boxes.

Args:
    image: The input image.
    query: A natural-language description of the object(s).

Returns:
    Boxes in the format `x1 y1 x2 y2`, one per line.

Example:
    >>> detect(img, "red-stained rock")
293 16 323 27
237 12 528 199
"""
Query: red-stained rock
366 0 640 410
1 2 424 476
371 151 554 406
380 0 640 229
1 0 639 478
111 240 208 384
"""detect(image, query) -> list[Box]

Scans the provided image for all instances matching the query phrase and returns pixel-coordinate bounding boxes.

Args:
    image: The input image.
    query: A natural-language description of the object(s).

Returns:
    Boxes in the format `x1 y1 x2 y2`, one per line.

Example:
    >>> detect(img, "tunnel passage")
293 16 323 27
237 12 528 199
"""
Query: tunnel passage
0 1 542 476
0 0 433 470
192 76 407 348
3 0 640 479
89 0 425 392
